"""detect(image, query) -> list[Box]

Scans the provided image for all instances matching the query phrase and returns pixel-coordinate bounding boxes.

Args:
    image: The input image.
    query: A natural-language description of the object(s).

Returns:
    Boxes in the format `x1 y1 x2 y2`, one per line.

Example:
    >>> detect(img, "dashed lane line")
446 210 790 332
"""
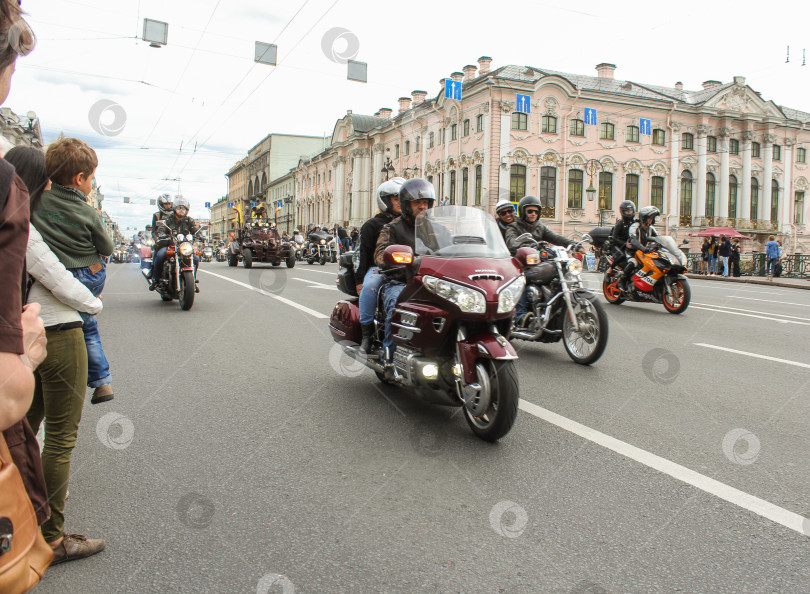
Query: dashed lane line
694 343 810 370
198 269 329 318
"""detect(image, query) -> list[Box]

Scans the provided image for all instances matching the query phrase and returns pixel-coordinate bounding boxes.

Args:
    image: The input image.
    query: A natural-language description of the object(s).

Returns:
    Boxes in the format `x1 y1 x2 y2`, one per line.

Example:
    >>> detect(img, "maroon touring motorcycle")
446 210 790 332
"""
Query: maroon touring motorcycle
330 206 531 441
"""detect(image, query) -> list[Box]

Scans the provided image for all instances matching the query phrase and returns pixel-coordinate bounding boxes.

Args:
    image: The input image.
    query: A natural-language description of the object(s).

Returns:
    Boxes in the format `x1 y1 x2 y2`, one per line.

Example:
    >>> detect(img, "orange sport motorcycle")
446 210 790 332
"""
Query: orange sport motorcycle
602 235 691 314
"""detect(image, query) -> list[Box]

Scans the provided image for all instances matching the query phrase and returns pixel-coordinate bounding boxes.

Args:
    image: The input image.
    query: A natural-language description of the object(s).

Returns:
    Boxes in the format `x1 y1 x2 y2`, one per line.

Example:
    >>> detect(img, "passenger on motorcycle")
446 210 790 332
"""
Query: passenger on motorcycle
618 205 660 292
356 177 405 352
494 198 516 240
506 195 579 326
150 196 200 290
150 194 173 245
374 178 434 360
610 200 636 273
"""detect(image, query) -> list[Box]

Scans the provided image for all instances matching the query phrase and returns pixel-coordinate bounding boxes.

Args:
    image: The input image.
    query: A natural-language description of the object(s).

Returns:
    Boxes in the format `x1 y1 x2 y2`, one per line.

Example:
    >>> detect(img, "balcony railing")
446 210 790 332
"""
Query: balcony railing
540 206 555 219
679 214 692 227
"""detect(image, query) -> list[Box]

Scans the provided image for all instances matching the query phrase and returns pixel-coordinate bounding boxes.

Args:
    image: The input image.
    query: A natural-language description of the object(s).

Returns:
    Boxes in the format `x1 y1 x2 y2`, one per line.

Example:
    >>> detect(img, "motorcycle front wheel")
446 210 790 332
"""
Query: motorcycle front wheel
179 270 195 311
463 359 519 442
319 255 327 265
562 295 608 365
662 278 691 314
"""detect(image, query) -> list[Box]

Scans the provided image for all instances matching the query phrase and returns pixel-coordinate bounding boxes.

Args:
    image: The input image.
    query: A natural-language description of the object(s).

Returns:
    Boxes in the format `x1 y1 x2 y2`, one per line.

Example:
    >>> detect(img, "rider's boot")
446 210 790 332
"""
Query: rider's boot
359 324 374 354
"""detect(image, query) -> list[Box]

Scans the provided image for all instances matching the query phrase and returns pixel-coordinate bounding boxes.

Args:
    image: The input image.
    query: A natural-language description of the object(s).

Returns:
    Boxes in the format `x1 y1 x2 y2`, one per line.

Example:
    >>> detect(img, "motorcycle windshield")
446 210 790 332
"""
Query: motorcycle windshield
652 235 687 265
414 206 510 258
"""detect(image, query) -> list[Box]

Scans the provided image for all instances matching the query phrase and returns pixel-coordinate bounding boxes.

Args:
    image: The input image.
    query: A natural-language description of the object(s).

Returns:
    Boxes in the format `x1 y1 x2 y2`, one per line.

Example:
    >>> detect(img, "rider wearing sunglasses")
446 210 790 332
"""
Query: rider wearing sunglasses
494 199 516 240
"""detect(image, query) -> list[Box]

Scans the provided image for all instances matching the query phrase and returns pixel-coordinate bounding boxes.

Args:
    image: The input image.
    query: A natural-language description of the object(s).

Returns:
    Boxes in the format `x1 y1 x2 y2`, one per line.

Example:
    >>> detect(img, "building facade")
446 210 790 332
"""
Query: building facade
266 171 295 233
291 57 810 252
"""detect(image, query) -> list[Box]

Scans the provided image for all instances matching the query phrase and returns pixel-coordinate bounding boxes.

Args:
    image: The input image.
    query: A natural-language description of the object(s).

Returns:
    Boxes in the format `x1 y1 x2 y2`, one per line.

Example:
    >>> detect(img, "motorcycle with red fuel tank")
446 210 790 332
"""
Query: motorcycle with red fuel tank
329 206 530 441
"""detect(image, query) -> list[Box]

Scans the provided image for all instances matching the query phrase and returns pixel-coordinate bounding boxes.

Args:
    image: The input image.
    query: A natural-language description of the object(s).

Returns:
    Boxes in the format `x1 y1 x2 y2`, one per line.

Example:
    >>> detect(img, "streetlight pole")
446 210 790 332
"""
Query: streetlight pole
381 156 395 181
585 159 606 227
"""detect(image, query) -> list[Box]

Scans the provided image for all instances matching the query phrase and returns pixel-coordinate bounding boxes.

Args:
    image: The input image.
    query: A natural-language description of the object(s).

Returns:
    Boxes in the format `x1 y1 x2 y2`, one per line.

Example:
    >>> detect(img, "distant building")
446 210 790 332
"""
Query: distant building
291 57 810 252
0 107 43 152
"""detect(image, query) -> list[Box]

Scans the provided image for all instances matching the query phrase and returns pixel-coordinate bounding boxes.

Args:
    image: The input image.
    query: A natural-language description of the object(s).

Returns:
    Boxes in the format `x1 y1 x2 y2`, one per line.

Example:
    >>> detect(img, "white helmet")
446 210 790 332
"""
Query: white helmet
495 199 515 215
376 177 405 213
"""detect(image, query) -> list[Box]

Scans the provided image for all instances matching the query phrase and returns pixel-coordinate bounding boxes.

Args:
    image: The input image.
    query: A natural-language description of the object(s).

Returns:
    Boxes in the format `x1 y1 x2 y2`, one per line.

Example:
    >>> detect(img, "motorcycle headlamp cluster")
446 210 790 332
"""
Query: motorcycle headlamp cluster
497 276 526 313
423 275 486 314
320 239 326 245
179 242 193 256
567 259 583 275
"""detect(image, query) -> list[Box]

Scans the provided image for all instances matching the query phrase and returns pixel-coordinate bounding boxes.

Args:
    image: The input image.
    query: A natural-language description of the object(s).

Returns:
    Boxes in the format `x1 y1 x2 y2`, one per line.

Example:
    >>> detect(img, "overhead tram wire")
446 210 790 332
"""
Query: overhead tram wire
172 0 342 181
160 0 315 181
140 0 224 149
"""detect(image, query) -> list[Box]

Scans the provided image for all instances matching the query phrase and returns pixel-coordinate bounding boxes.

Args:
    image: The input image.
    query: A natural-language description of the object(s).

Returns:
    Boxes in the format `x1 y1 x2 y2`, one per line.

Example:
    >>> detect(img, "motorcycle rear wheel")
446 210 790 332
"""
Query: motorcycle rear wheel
463 359 519 442
562 295 608 365
179 270 195 310
662 278 691 314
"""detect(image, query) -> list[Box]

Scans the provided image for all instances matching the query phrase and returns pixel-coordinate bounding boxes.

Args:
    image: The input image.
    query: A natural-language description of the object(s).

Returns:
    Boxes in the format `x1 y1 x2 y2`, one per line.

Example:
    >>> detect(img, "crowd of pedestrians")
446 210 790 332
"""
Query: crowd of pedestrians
0 6 110 589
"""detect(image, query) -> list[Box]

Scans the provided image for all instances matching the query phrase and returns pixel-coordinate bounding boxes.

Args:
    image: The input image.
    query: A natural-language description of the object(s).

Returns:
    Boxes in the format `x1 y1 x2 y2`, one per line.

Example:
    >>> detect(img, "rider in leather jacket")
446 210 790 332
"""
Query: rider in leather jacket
619 205 660 291
505 195 574 255
374 178 434 360
494 199 516 241
611 200 636 273
356 177 404 352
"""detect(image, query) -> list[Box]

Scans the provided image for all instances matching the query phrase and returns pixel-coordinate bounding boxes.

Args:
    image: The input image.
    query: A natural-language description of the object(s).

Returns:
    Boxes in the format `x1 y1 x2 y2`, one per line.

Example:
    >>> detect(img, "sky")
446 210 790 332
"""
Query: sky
9 0 809 235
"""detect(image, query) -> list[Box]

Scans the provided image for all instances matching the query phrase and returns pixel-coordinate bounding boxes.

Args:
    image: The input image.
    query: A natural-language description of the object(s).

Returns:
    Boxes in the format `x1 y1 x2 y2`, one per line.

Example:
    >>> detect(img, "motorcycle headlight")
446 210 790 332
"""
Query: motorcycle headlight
423 275 486 313
567 259 582 275
320 239 326 245
497 275 526 313
179 242 193 256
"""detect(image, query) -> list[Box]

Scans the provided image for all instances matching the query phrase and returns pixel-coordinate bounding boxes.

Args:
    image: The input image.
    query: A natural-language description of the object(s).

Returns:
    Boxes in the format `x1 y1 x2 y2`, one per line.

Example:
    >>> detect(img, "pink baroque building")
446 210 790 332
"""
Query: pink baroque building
293 58 810 251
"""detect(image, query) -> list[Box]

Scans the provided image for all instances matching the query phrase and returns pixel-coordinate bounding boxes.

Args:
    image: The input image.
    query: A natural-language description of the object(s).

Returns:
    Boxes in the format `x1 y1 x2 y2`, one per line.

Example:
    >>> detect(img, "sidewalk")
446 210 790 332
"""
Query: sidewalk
684 273 810 290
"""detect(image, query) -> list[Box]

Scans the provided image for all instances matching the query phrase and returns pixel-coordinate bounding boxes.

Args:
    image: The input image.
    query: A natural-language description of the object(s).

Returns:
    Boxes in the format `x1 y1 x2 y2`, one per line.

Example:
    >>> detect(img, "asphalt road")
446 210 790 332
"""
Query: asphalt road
34 260 810 592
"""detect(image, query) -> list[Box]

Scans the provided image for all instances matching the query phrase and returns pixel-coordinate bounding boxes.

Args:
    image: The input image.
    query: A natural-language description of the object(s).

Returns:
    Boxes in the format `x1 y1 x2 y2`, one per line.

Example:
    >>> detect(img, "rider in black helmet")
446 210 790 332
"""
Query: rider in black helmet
506 195 580 326
619 205 660 292
374 178 435 360
610 200 636 276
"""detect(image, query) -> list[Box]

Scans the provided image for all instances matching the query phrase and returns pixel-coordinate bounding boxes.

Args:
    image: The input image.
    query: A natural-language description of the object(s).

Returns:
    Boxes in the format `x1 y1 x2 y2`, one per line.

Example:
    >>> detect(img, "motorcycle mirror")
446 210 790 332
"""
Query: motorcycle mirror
383 244 414 267
580 233 592 243
515 246 540 267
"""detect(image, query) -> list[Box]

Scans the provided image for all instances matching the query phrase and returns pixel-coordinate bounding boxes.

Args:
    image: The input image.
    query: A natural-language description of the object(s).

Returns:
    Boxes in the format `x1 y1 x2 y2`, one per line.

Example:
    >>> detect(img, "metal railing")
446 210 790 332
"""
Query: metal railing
685 252 810 278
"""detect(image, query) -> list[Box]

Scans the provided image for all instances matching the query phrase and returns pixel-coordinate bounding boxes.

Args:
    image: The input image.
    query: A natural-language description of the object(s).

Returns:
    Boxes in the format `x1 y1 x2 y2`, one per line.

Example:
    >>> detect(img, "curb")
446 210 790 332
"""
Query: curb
684 274 810 290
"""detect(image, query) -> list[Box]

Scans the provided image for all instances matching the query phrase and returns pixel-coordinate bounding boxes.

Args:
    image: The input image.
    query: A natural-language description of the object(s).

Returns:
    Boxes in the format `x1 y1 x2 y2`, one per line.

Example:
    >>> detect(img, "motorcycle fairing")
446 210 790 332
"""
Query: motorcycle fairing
456 332 517 384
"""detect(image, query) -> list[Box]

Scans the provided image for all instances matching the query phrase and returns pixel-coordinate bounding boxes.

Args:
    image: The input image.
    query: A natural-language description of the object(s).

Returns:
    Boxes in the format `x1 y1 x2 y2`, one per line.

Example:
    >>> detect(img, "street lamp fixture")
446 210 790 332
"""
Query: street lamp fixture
381 157 395 180
585 158 607 227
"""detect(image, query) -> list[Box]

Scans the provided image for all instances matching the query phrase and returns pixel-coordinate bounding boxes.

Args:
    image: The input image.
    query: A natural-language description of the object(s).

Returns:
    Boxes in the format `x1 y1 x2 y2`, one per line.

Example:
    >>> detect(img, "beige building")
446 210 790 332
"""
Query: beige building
266 171 295 233
209 198 230 243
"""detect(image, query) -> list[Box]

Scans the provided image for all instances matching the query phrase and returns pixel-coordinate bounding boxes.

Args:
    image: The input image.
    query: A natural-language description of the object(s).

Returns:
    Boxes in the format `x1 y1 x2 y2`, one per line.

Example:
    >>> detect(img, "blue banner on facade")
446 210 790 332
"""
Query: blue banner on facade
204 202 211 208
516 93 531 114
227 202 233 208
584 108 597 125
639 118 651 135
445 79 462 100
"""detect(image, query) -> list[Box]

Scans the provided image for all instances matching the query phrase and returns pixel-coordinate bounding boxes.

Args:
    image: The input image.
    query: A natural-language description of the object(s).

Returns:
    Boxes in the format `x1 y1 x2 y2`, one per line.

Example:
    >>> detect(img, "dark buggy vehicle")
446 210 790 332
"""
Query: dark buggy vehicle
228 221 296 269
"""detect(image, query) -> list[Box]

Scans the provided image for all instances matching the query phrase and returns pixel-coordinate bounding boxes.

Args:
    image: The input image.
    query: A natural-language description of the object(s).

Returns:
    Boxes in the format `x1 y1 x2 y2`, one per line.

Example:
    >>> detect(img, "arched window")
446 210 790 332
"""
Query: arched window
771 179 779 222
795 191 805 225
461 168 469 206
651 176 664 211
598 172 613 210
705 172 716 217
449 170 456 205
247 180 253 198
509 164 526 201
570 119 585 137
568 170 583 208
625 173 639 206
750 178 759 220
474 165 482 206
680 170 693 224
540 166 556 216
600 122 615 141
626 125 639 143
728 175 738 218
542 115 557 134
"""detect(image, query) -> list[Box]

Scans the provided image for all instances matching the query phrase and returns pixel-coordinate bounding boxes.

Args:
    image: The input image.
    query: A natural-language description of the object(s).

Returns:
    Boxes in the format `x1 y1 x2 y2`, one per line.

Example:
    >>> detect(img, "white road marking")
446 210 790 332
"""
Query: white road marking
198 270 329 318
692 302 810 323
729 296 810 308
296 267 337 276
690 306 807 325
518 399 809 537
294 277 337 290
694 343 810 370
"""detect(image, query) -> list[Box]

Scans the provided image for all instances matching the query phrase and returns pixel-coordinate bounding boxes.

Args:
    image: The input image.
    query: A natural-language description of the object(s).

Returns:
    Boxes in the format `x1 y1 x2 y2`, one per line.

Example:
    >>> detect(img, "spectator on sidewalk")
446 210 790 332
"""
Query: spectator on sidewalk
30 137 116 404
700 238 709 275
10 145 107 565
707 236 719 275
730 238 742 277
765 235 780 281
718 235 732 277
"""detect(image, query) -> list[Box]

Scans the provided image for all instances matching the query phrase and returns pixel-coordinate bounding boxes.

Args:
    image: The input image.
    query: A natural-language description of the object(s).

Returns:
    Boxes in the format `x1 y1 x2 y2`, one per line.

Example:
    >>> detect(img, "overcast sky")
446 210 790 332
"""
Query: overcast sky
10 0 808 235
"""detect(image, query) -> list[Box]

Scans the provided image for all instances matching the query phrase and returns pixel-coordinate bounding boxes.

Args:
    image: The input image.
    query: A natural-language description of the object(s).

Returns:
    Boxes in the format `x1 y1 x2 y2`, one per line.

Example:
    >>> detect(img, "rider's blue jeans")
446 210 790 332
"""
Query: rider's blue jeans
359 267 385 325
380 281 404 358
